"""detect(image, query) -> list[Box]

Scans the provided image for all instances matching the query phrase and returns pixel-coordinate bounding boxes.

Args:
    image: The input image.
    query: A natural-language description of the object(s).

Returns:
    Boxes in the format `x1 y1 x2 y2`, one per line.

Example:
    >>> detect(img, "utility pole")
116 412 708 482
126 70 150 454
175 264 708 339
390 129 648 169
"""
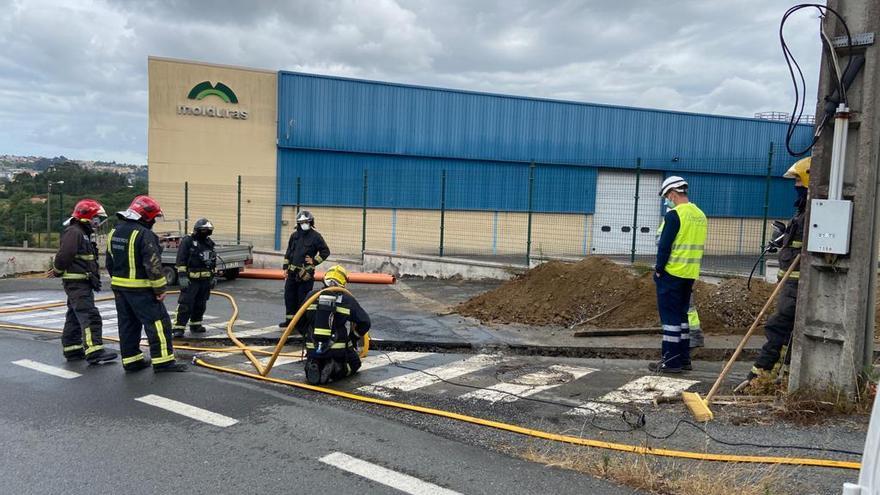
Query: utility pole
790 0 880 397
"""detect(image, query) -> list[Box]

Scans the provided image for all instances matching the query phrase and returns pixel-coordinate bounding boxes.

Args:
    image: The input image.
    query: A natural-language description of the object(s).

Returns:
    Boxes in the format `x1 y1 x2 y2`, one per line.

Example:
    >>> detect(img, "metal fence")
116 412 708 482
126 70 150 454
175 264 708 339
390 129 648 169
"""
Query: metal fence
151 147 797 276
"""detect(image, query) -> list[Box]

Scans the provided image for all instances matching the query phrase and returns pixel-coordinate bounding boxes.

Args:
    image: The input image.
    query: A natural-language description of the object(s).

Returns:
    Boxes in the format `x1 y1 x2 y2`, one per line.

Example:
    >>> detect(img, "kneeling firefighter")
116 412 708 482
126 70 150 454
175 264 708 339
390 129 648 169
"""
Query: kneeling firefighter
172 218 217 337
735 157 810 392
295 265 371 385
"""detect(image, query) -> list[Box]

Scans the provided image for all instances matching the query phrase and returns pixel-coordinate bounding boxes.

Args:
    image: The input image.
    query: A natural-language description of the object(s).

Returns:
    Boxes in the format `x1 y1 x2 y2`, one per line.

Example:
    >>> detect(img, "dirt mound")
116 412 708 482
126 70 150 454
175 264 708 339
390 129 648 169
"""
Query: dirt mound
456 257 779 333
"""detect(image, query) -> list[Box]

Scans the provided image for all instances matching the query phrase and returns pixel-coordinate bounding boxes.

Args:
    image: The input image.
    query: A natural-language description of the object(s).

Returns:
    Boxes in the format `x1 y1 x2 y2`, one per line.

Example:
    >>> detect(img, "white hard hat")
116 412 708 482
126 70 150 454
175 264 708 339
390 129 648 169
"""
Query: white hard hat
659 176 688 196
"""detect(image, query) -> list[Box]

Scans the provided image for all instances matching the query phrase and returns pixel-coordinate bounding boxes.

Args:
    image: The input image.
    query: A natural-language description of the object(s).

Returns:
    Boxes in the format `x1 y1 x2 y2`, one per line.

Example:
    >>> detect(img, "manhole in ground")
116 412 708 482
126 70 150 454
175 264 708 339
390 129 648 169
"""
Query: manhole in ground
496 365 574 386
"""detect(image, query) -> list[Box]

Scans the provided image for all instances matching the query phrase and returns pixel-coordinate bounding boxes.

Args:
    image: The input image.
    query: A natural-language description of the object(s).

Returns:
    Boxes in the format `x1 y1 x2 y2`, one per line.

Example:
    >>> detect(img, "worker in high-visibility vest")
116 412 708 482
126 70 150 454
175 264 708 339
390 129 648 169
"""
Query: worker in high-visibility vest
106 195 186 373
651 176 707 374
735 157 809 392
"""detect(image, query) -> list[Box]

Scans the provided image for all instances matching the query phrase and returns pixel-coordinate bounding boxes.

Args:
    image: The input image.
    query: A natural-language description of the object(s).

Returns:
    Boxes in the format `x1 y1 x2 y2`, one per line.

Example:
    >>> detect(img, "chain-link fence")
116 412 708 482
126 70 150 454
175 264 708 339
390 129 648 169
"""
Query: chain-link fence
150 146 798 276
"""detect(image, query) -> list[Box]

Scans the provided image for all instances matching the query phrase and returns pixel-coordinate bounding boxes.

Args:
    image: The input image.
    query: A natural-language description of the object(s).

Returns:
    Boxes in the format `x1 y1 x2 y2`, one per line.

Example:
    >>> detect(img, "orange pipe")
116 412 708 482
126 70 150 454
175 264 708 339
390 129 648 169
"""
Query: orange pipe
240 267 395 284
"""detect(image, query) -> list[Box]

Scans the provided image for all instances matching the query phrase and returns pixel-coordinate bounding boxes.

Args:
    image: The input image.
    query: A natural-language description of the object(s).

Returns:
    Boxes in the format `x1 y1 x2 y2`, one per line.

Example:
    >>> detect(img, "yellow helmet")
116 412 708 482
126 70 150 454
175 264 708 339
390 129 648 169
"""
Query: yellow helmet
784 157 811 187
324 265 348 287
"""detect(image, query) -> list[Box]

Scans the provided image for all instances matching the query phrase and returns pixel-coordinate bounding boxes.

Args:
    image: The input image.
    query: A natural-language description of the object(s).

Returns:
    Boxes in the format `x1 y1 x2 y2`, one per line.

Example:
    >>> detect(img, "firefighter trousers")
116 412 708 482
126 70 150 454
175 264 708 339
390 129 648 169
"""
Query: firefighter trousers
113 290 176 370
284 276 314 320
754 281 798 374
174 279 211 329
61 282 104 358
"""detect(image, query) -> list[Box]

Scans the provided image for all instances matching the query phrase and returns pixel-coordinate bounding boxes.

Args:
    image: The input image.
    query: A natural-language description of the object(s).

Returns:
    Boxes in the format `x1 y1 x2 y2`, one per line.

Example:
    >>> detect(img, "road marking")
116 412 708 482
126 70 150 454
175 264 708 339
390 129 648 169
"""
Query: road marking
567 375 699 416
134 394 238 427
319 452 462 495
460 364 597 404
207 325 271 338
358 352 430 372
358 354 496 397
0 297 53 308
202 320 255 331
12 359 81 379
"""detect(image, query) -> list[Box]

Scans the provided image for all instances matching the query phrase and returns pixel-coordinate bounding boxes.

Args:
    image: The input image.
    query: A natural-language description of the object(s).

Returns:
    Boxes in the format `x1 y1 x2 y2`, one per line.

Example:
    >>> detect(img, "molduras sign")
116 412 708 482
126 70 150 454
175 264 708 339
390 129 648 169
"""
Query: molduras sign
177 81 249 120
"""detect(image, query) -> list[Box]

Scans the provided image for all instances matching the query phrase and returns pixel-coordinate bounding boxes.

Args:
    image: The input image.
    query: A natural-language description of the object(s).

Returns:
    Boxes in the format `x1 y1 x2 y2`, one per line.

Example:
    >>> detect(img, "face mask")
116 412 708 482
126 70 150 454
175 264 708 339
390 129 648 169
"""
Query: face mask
300 223 311 231
664 198 675 209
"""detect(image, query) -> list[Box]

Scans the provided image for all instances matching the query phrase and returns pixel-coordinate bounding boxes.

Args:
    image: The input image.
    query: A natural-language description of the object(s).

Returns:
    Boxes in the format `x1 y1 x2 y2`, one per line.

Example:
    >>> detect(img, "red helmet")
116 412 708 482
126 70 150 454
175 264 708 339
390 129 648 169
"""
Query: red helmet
72 199 107 220
124 195 164 222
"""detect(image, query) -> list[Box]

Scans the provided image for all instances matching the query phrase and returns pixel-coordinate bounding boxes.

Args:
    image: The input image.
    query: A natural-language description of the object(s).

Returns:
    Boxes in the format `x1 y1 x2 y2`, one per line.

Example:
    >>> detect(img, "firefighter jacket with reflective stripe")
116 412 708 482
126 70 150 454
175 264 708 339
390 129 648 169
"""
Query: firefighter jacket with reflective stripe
106 220 167 294
295 288 370 354
660 202 707 280
283 228 330 272
54 221 99 282
176 235 216 279
777 208 806 282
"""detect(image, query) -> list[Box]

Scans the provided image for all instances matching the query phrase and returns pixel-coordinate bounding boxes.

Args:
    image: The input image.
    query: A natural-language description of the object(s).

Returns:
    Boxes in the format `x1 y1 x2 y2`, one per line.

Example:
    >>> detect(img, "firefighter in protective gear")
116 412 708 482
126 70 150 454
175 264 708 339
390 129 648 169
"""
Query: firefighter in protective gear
106 196 186 372
650 176 707 374
295 265 371 385
172 218 217 337
735 157 809 393
50 199 117 364
280 210 330 327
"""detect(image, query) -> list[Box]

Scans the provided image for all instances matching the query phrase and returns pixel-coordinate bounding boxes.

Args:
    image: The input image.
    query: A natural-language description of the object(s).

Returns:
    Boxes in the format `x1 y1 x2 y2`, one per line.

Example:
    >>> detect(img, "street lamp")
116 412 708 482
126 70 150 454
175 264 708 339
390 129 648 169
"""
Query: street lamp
46 180 64 248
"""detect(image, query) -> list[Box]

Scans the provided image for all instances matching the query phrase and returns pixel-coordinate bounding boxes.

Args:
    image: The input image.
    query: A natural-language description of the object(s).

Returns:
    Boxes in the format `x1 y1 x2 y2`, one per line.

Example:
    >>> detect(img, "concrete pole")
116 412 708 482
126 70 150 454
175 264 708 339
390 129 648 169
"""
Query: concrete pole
790 0 880 397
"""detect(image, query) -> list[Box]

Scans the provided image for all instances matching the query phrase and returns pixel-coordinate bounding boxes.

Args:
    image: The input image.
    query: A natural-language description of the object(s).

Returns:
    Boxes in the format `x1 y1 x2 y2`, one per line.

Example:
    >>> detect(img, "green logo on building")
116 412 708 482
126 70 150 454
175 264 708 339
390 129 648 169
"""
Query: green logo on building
187 81 239 104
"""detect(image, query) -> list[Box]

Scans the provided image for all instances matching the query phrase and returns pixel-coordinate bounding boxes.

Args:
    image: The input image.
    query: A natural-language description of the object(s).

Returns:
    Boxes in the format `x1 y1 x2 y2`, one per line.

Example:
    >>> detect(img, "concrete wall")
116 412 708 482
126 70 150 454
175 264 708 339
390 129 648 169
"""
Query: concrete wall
147 57 277 245
0 247 56 277
363 251 525 280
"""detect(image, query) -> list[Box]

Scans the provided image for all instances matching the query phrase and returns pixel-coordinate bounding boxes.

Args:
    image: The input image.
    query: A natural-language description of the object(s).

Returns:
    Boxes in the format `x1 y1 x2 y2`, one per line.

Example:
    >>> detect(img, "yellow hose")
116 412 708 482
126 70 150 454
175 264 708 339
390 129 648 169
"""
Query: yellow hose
0 291 862 470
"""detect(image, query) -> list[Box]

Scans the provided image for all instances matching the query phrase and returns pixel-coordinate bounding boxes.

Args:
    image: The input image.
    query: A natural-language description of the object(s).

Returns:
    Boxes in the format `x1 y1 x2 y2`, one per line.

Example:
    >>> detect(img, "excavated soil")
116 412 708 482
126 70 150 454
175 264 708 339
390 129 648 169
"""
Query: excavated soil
456 257 778 333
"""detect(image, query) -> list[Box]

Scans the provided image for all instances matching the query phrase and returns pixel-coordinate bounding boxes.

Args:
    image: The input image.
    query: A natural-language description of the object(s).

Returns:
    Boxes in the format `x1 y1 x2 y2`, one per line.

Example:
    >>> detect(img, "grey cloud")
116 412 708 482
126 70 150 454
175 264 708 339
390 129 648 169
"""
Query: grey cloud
0 0 822 163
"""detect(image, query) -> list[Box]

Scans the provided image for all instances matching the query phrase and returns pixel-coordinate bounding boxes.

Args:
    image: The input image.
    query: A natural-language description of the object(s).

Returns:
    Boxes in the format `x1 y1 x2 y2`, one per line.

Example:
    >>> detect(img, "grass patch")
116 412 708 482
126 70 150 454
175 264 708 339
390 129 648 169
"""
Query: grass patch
521 442 790 495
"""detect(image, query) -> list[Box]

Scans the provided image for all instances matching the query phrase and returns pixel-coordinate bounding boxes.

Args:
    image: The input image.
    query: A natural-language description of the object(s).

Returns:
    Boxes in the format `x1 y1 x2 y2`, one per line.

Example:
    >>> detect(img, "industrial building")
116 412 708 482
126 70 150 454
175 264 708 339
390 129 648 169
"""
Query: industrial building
148 57 813 262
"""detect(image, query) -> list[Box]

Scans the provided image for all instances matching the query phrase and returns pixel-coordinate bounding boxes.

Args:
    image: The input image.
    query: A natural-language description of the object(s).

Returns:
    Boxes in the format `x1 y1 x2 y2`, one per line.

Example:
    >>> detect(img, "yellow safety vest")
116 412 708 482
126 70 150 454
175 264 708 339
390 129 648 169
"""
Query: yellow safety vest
664 202 707 279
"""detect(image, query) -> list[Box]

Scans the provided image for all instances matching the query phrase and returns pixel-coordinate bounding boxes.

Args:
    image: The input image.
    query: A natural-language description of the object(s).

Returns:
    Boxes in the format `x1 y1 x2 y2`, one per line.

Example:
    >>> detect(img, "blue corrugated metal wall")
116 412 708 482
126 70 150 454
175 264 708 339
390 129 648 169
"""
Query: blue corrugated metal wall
278 149 597 213
274 71 812 247
277 71 812 176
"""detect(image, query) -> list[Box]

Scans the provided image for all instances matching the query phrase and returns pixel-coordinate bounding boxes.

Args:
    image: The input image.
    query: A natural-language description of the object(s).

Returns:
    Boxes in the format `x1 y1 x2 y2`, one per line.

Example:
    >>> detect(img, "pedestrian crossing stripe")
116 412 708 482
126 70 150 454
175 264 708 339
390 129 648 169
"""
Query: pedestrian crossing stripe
567 375 699 416
459 364 597 404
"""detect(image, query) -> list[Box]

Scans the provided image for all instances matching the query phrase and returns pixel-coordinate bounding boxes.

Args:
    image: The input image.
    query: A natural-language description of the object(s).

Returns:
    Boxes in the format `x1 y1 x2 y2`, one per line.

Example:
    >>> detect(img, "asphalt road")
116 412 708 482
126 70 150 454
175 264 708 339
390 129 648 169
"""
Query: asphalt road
0 329 634 495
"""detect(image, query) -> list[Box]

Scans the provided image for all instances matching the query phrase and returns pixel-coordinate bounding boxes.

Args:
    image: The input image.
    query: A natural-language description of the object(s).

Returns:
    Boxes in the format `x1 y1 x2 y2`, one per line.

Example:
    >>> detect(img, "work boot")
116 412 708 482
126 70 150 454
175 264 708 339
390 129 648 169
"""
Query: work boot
319 360 337 384
86 349 118 365
648 361 682 374
171 327 185 338
305 360 321 385
65 350 86 362
734 372 759 393
154 362 188 373
124 360 150 373
189 325 207 334
278 320 292 328
680 361 693 371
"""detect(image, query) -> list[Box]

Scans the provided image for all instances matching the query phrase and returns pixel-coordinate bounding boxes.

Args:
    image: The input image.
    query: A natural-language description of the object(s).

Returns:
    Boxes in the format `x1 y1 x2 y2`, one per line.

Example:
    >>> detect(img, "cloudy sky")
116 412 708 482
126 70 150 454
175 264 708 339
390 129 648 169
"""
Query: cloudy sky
0 0 823 165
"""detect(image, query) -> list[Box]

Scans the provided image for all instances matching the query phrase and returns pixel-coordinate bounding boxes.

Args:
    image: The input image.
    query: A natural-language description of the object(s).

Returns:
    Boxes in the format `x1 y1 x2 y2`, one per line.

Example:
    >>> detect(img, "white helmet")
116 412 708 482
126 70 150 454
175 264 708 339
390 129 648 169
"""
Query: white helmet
659 176 688 197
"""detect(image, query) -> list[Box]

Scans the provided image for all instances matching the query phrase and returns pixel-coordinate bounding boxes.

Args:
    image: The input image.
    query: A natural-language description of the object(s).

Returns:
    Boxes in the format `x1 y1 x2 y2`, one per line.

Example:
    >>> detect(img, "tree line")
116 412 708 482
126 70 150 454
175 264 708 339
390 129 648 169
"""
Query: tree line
0 162 148 247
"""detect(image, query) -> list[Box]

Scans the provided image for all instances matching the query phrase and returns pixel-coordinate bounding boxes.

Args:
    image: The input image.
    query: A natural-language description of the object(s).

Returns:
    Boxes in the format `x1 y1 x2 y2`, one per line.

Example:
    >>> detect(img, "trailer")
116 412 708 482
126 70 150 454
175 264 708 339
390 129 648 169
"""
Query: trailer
156 231 253 286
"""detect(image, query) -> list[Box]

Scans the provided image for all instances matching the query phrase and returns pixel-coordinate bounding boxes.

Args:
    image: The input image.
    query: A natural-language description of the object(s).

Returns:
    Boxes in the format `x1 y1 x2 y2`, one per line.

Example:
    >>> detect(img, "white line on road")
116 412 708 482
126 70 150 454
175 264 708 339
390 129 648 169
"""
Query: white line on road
358 354 496 397
206 324 268 338
567 375 699 416
319 452 462 495
459 364 597 404
12 359 81 379
134 394 238 427
0 297 54 308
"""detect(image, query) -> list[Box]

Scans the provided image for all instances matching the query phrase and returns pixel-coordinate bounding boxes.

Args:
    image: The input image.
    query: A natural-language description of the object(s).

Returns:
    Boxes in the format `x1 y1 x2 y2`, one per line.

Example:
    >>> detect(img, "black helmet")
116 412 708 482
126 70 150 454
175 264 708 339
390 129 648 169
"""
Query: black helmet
295 210 314 226
193 218 214 237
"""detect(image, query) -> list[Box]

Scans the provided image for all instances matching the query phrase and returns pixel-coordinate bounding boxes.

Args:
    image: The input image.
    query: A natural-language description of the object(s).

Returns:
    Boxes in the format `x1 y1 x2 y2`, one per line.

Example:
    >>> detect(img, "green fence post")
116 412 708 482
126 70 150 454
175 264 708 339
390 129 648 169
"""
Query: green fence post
439 169 446 257
630 158 641 264
236 175 242 243
759 142 774 276
526 161 536 266
296 177 302 214
361 169 368 259
184 181 189 233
